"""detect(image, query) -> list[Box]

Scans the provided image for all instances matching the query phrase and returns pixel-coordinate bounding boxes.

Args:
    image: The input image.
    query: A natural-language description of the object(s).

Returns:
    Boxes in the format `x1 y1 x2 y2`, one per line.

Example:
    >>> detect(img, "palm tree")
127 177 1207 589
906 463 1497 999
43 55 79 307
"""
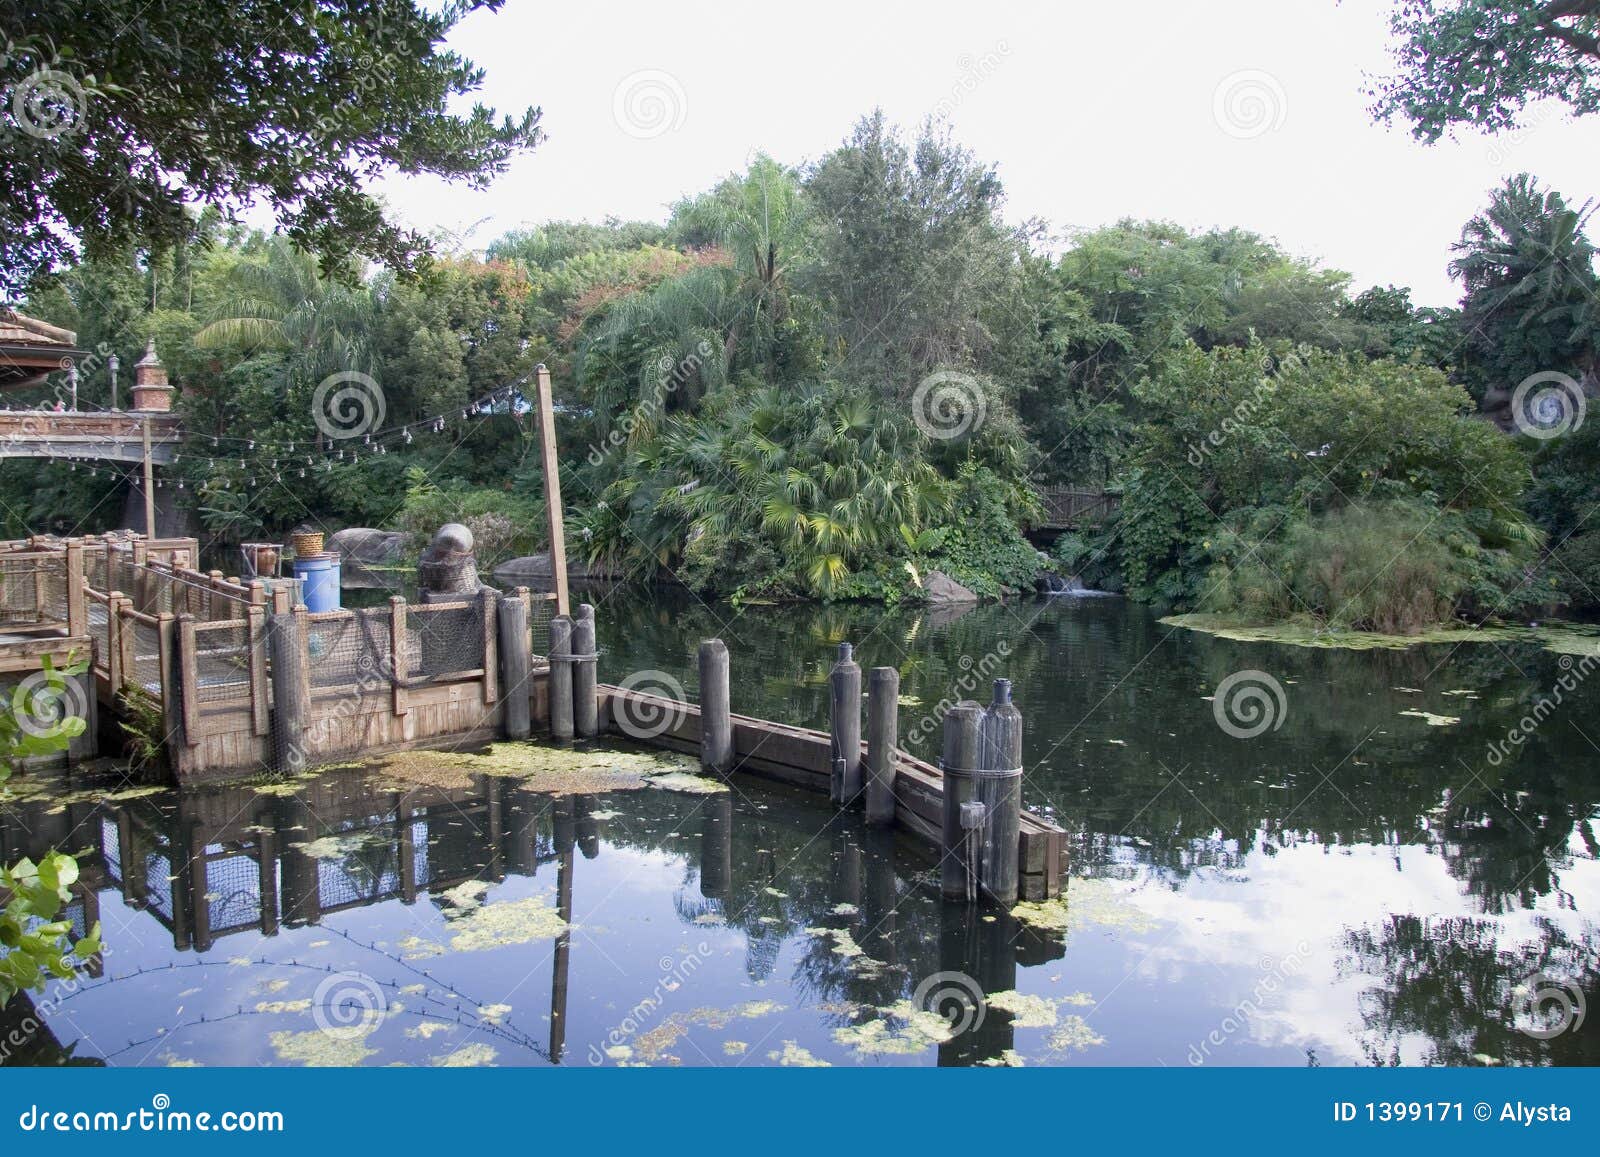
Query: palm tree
1449 173 1600 388
194 236 377 400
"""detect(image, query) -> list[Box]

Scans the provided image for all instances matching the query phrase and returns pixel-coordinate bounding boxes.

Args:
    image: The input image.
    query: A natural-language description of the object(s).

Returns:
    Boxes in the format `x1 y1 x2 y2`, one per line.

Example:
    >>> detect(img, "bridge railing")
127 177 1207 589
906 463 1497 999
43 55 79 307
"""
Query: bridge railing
1038 486 1121 529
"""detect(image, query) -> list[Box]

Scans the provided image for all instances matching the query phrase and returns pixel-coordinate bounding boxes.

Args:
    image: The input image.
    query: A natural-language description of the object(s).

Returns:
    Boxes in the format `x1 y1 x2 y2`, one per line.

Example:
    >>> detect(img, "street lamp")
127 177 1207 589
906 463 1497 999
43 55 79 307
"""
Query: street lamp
67 363 78 412
107 354 119 411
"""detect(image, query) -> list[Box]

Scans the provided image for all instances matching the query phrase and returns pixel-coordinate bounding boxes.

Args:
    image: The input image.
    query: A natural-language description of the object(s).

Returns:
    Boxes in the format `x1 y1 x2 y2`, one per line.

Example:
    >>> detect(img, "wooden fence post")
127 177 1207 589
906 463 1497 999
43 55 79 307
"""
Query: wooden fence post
977 679 1024 906
480 588 499 705
829 642 862 806
106 592 127 693
865 666 899 827
534 363 571 617
176 614 200 747
247 605 270 737
549 614 574 742
498 590 532 740
940 701 984 902
698 638 732 777
64 538 86 637
388 596 409 718
573 603 597 738
268 607 310 773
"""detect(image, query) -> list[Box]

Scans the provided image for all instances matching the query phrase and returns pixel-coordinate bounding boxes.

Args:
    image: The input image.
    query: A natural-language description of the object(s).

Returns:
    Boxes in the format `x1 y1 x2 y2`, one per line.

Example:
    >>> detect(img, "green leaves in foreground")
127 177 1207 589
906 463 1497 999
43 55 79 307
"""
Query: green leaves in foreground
0 650 99 1008
0 851 101 1007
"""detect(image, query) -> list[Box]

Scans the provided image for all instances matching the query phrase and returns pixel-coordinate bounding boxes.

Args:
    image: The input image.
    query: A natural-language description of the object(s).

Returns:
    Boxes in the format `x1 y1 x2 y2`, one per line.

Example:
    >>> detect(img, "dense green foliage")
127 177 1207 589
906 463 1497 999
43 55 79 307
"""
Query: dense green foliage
1372 1 1600 141
0 0 541 294
1 657 100 1007
11 107 1600 632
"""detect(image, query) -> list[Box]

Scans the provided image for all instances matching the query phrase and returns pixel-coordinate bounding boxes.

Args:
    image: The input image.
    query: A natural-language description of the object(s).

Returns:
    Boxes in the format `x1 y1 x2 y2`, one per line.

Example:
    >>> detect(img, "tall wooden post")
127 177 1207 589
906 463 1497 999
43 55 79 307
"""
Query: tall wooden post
829 642 862 806
865 666 899 827
940 701 984 902
498 590 532 740
268 607 309 773
141 417 156 537
698 638 732 776
64 538 86 637
573 603 598 738
548 614 574 742
977 679 1024 905
534 363 570 616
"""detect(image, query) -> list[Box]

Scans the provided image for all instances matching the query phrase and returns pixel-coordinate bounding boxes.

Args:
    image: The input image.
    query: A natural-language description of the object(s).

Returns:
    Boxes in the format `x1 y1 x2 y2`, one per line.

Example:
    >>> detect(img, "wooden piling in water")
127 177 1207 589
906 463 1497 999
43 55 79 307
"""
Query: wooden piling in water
549 614 574 742
978 679 1024 905
267 607 309 773
698 638 732 776
939 701 984 901
498 591 532 740
829 642 862 806
700 791 732 899
573 603 598 738
865 666 899 827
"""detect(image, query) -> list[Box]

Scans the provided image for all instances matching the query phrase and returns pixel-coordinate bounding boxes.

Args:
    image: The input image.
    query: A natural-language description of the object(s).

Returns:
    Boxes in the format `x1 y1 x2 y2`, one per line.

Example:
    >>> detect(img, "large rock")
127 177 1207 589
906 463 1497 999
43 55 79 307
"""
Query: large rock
494 552 621 583
923 570 978 604
329 527 407 565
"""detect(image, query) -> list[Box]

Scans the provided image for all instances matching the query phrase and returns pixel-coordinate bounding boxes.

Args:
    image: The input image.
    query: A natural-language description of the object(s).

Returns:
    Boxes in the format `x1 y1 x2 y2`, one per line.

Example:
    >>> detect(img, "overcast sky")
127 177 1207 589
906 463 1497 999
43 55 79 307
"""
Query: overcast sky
367 0 1600 307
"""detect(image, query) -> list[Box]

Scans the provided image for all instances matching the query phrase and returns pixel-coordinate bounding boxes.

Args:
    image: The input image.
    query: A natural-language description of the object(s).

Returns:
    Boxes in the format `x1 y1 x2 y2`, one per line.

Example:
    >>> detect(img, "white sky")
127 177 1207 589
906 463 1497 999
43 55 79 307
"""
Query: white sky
366 0 1600 307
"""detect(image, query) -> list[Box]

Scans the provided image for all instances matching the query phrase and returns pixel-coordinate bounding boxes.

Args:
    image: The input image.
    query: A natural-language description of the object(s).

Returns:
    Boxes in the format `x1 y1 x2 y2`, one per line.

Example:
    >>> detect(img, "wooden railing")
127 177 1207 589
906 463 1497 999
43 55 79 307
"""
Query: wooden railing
1038 487 1121 529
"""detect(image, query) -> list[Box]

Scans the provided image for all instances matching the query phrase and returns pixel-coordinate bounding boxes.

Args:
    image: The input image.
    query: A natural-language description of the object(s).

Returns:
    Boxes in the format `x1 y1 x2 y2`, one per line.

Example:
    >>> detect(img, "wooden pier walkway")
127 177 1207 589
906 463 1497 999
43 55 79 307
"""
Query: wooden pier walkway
0 532 1068 900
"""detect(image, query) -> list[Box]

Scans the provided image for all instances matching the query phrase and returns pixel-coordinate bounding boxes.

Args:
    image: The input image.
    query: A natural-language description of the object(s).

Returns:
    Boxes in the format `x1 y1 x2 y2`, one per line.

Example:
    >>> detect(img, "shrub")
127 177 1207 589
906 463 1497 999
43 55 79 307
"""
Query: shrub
1204 500 1481 634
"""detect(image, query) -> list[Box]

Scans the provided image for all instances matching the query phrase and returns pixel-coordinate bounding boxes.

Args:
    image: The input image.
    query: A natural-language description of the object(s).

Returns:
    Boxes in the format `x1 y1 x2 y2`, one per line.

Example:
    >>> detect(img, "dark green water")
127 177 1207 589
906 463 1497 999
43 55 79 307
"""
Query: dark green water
3 589 1596 1066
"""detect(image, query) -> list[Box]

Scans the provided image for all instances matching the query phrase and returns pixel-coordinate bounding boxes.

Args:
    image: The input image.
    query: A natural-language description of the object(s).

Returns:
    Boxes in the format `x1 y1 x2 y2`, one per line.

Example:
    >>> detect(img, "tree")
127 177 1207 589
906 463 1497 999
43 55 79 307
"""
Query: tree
0 0 541 295
1448 173 1600 393
1372 1 1600 141
802 112 1028 390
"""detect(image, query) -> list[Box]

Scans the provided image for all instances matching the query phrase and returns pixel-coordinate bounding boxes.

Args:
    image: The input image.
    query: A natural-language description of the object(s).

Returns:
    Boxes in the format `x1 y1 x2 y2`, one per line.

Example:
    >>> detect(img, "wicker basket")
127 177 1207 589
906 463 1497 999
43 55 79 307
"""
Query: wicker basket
289 531 324 558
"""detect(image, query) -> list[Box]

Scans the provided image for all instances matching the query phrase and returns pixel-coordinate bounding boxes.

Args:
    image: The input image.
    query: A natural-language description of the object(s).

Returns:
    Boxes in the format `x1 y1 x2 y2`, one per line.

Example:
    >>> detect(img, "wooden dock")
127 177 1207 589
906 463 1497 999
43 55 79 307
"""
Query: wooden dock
0 532 1068 899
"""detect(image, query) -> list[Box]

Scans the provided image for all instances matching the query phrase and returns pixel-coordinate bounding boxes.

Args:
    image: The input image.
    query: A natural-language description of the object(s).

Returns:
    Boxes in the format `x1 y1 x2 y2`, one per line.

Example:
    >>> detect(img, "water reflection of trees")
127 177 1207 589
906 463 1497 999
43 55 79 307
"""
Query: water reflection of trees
1341 914 1599 1066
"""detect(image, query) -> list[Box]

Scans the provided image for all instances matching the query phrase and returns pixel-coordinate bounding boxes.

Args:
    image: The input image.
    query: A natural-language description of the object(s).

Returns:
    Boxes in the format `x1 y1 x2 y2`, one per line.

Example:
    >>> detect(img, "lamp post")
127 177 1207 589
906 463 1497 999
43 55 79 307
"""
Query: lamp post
107 354 119 411
67 363 78 412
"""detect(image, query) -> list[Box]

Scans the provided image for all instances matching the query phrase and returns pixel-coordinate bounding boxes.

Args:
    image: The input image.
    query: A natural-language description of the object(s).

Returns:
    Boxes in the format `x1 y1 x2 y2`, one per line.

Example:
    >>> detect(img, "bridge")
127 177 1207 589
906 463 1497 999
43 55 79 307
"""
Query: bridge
1037 486 1120 531
0 410 183 464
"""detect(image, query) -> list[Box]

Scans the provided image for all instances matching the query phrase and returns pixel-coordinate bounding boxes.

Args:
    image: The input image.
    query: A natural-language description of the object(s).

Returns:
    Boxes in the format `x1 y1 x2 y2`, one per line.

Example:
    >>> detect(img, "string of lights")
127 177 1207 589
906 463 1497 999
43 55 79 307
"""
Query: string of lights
42 381 532 490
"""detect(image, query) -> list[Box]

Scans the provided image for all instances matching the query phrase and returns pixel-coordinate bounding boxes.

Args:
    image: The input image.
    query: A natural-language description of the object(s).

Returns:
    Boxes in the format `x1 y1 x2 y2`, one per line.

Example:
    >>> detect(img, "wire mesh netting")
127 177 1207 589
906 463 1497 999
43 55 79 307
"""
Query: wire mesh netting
130 619 162 697
100 816 122 883
307 608 394 689
0 555 64 625
202 849 263 933
529 594 556 660
143 851 174 920
408 603 484 680
193 620 259 704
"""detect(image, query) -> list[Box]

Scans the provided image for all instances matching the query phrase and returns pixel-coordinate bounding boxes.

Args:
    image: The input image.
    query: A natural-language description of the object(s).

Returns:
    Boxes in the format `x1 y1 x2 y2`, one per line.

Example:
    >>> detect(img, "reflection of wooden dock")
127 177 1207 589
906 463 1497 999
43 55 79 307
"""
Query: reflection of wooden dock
0 531 1067 900
600 684 1065 900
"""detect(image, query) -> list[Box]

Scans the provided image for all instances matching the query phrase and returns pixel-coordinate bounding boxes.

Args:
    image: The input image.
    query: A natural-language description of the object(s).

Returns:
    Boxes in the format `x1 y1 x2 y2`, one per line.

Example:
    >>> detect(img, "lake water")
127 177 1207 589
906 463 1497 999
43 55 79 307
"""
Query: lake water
3 590 1596 1067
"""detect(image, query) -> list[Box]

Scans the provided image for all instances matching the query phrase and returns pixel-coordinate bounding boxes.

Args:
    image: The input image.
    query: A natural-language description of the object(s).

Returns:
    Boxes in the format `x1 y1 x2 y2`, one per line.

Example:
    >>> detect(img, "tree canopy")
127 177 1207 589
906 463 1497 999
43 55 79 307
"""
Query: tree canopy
1372 1 1600 140
0 0 541 296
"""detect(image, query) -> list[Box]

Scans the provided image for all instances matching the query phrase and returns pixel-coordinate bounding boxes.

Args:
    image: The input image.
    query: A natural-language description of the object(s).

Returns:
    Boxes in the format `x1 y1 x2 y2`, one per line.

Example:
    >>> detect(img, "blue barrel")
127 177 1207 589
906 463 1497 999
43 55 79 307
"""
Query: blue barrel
292 552 341 612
